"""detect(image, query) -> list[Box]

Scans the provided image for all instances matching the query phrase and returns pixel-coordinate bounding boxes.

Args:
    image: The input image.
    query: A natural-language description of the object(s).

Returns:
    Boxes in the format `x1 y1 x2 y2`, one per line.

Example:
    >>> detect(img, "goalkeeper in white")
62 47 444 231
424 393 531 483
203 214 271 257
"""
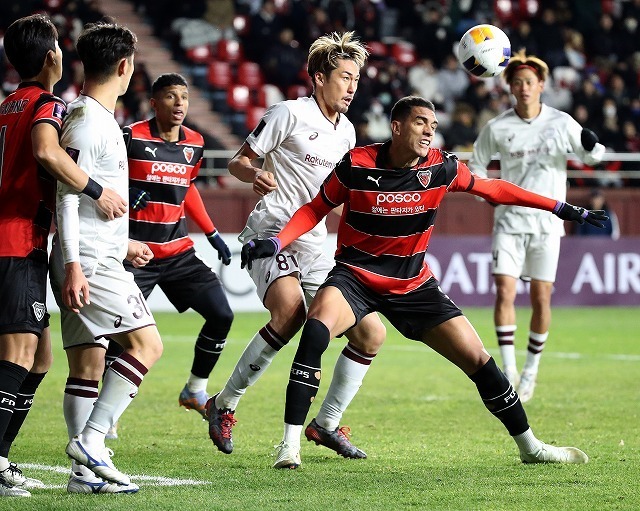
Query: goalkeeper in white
468 50 605 403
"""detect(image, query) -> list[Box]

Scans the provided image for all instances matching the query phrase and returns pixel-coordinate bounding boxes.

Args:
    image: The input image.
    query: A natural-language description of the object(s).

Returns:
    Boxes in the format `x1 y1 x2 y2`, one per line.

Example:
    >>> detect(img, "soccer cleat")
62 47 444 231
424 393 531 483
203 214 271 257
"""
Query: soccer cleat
106 422 119 440
272 441 301 469
0 480 30 497
520 443 589 464
518 371 537 403
503 366 520 388
0 462 45 489
204 394 236 454
179 385 210 418
66 436 130 485
305 418 367 459
67 464 139 494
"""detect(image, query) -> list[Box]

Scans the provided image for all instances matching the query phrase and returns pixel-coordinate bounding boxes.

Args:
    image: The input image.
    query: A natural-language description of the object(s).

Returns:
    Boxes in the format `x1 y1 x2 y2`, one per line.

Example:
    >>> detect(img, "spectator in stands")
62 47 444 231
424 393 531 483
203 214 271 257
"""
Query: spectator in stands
437 54 469 114
444 102 478 151
262 28 306 93
574 189 619 239
407 57 440 106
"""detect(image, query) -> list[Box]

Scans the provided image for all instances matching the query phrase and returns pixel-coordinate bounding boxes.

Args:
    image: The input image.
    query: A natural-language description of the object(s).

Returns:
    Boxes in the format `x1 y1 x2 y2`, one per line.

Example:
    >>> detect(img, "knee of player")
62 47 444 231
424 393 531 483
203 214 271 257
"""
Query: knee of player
203 307 234 333
348 322 386 354
269 303 307 338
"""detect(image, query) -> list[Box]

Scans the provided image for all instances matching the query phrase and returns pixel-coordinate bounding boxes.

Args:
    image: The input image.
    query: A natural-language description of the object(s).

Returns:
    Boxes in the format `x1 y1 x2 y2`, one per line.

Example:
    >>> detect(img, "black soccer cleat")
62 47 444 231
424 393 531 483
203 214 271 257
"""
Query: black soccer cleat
204 394 237 454
304 418 367 459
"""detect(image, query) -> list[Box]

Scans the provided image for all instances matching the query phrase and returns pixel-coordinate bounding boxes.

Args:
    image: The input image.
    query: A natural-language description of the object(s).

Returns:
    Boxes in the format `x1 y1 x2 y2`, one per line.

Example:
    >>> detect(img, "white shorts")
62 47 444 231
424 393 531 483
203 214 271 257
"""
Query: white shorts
51 255 155 349
491 232 561 282
247 245 333 307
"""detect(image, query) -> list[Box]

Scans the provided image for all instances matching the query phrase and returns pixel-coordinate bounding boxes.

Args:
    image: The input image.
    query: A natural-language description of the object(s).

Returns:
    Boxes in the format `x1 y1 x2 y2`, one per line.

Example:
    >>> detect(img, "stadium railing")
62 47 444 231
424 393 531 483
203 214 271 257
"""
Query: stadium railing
199 150 640 185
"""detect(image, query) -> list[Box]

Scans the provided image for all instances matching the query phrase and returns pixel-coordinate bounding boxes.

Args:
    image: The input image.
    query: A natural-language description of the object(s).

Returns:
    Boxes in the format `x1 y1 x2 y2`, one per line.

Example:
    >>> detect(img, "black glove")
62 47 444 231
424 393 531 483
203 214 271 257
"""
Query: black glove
553 201 608 228
207 229 231 265
581 128 599 151
240 237 280 270
129 187 151 211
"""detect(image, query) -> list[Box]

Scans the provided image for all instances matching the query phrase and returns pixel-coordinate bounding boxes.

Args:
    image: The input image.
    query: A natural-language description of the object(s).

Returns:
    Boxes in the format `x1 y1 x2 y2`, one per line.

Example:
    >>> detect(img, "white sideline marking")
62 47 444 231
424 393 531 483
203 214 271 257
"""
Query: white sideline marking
20 463 212 487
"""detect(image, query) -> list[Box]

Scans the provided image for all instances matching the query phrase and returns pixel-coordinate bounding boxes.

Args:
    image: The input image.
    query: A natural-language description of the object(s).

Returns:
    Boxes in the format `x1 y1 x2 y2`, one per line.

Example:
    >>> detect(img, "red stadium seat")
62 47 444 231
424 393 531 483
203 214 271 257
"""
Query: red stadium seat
245 106 266 132
207 60 233 90
286 84 310 100
185 44 213 64
227 84 250 112
216 39 243 63
366 41 388 59
236 61 263 90
390 41 417 67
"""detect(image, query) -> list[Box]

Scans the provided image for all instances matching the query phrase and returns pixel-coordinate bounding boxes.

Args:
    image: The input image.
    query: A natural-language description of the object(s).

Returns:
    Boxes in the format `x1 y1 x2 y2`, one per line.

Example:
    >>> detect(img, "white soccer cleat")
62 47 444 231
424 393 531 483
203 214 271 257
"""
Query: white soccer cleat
520 443 589 464
67 464 139 494
518 371 537 403
0 480 30 497
0 462 44 489
503 366 520 388
66 436 130 485
272 441 301 469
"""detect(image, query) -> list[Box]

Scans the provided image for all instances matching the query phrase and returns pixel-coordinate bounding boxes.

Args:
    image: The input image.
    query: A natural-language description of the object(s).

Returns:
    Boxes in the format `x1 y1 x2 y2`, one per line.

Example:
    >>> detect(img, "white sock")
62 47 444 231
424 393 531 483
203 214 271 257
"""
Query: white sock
497 324 518 370
217 327 281 410
316 347 374 431
524 331 548 373
83 354 147 440
63 378 99 440
0 456 8 471
283 423 302 449
513 427 543 454
187 374 208 393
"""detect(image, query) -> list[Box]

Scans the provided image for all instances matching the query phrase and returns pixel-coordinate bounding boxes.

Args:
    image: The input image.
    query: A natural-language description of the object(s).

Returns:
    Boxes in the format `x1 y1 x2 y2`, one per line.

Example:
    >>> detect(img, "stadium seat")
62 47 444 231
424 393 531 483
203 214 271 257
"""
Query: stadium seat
236 61 263 90
216 39 243 63
286 84 310 100
207 60 233 111
255 83 284 108
185 44 213 65
366 41 388 60
227 84 250 112
390 41 417 67
245 105 266 132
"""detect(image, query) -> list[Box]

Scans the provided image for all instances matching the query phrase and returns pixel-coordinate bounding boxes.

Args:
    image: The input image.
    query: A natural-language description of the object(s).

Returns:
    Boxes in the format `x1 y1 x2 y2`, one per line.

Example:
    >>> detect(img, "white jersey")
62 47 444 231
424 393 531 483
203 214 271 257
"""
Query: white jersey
469 104 604 235
241 96 355 252
56 94 129 274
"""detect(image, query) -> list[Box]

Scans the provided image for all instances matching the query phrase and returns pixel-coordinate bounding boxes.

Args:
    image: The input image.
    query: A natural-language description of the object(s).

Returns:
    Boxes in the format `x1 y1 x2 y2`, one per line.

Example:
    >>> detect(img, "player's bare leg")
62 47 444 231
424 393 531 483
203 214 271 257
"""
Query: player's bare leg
422 316 587 464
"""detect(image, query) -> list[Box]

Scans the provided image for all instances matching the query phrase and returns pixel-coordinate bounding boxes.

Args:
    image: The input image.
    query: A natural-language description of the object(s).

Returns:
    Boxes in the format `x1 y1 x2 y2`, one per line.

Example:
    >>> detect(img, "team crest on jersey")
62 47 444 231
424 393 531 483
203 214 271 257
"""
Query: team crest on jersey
32 301 46 322
417 169 432 188
183 146 194 163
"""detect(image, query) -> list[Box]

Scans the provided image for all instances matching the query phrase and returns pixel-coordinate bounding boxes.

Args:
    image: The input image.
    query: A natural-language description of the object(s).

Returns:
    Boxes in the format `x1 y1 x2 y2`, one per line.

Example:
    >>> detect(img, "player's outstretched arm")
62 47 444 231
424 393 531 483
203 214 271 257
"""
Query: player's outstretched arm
32 123 127 219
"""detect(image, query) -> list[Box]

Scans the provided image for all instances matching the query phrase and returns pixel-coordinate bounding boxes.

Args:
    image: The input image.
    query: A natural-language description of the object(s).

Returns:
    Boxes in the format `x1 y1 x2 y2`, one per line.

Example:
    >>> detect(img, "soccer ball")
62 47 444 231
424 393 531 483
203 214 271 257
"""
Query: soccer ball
457 24 511 78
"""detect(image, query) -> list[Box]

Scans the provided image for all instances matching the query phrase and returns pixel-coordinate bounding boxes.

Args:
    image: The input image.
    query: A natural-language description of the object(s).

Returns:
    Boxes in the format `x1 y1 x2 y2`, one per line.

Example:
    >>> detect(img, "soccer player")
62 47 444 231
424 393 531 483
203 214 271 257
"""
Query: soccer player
468 50 605 402
49 21 162 493
206 32 387 463
0 14 127 497
242 96 605 468
103 73 233 427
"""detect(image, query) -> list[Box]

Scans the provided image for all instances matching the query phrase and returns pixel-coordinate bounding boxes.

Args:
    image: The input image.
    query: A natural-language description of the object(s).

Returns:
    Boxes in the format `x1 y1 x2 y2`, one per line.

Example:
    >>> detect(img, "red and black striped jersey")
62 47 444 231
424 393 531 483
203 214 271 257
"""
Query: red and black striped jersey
295 142 556 295
123 119 204 259
0 82 65 257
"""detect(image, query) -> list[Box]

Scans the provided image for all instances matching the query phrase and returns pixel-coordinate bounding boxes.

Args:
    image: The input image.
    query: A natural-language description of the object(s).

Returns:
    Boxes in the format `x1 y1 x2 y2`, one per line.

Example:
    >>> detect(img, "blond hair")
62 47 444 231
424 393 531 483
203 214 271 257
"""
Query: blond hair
503 49 549 84
307 31 368 88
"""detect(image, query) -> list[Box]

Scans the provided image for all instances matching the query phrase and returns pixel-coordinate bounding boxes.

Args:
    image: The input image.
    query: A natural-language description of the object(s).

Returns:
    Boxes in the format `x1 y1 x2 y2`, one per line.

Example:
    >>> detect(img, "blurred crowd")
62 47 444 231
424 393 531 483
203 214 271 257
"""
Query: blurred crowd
0 0 153 127
2 0 640 186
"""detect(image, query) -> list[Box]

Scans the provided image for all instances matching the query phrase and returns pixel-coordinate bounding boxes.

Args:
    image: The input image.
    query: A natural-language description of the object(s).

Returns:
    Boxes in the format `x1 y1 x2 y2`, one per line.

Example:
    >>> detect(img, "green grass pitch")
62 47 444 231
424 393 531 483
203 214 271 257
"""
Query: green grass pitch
8 308 639 510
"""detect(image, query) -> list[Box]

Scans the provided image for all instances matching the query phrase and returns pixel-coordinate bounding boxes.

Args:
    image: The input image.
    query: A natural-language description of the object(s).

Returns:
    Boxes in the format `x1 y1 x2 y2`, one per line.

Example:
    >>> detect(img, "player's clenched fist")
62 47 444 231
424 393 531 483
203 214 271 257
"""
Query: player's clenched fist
127 240 154 268
240 237 280 270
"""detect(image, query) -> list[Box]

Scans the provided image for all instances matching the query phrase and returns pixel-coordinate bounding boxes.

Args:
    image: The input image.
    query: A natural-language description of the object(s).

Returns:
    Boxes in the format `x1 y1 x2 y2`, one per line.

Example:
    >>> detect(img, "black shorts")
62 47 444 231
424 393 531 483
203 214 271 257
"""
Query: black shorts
320 264 463 341
124 248 226 313
0 254 50 337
